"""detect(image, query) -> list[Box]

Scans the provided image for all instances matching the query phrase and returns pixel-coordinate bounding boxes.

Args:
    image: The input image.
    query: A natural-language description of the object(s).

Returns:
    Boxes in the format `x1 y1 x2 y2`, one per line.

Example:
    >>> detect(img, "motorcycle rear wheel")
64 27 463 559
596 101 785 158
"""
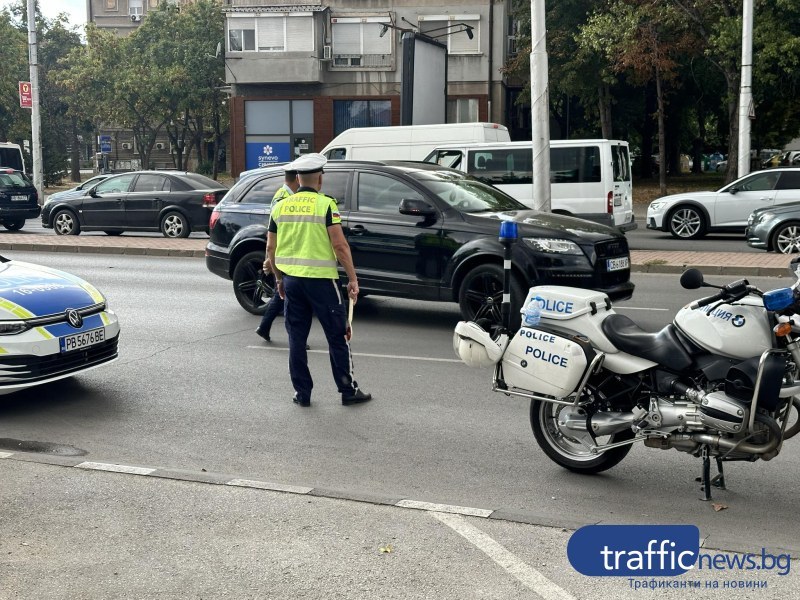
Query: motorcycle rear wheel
530 400 635 474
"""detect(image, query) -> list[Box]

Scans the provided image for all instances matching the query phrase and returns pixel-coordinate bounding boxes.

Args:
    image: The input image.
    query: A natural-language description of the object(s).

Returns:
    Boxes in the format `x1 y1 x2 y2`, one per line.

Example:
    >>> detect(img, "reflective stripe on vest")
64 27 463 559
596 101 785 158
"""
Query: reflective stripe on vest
273 191 339 279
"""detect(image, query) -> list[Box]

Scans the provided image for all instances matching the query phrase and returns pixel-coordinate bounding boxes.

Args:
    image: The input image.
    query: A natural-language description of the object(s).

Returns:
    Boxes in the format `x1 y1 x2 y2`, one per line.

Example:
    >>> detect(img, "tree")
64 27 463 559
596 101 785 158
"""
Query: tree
580 1 698 194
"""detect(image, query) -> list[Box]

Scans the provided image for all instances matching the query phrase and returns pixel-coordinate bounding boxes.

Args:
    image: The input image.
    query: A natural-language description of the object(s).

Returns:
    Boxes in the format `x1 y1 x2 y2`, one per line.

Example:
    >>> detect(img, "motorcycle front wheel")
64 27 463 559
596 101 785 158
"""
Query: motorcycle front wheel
530 400 635 474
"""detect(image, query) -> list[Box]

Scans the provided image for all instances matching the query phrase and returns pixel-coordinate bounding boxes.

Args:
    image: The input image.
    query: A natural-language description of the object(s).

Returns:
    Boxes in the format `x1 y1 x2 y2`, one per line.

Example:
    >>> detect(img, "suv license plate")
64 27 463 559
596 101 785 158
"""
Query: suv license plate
11 195 27 202
607 257 629 271
60 327 105 353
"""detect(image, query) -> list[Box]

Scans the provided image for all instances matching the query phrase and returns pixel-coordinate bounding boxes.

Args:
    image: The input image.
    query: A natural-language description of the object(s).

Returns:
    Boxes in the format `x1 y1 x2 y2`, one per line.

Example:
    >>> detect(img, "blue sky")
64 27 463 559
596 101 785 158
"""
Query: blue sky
2 0 87 29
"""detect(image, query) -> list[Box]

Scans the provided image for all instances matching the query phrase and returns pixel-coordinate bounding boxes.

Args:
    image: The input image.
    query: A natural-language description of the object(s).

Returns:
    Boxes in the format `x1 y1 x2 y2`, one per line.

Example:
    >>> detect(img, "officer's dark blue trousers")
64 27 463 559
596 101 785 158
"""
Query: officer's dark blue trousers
283 275 356 402
258 292 284 334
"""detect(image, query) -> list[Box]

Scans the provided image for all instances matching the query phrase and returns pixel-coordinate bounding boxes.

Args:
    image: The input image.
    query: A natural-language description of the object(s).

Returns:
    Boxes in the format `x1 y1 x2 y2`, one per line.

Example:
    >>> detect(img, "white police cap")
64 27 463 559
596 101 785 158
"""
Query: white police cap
289 153 327 174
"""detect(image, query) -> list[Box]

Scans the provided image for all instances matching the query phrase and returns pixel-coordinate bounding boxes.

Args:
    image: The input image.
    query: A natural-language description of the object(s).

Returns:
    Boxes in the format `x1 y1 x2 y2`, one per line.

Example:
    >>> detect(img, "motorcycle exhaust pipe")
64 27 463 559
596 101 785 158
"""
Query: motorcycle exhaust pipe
689 412 783 457
590 412 637 436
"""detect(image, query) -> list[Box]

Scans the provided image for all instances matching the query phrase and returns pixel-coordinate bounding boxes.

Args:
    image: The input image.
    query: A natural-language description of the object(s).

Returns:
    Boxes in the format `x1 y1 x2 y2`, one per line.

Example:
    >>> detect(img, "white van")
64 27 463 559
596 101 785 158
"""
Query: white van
0 143 25 174
424 139 636 231
320 123 511 162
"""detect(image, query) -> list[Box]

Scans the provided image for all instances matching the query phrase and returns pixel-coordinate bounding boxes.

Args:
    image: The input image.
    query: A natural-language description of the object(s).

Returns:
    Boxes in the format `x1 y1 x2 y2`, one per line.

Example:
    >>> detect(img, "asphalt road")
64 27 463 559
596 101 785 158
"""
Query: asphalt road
0 253 797 556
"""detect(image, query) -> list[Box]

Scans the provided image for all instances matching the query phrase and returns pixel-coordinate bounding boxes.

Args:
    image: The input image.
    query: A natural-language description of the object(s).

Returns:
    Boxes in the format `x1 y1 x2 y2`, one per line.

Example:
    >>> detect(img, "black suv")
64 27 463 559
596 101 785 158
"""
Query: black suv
206 161 634 324
0 168 40 230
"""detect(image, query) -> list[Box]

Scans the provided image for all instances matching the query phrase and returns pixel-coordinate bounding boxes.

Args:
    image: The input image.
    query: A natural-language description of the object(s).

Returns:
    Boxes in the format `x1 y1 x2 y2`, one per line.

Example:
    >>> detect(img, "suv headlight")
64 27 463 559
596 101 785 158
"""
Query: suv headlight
757 212 774 224
523 238 584 255
0 321 29 335
649 200 667 211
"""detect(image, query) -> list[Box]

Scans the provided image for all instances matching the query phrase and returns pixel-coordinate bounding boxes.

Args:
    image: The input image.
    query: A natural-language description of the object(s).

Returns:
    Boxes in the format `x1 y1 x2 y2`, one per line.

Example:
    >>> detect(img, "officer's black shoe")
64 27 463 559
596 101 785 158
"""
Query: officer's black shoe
341 389 372 406
293 393 311 407
255 327 271 342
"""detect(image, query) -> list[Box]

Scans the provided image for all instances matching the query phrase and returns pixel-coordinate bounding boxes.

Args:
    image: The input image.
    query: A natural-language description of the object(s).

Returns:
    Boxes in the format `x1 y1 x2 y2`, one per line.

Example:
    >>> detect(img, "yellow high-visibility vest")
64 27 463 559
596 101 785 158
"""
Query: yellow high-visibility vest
272 190 340 279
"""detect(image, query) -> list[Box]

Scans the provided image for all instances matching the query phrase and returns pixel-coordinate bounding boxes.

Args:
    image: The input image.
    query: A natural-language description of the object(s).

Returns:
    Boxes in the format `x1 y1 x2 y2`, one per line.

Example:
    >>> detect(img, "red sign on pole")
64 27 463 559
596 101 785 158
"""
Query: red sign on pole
19 82 32 109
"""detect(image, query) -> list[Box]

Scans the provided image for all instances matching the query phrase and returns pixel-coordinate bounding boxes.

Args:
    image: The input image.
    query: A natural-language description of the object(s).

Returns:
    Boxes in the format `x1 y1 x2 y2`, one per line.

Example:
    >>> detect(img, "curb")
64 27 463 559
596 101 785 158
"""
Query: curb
0 241 789 278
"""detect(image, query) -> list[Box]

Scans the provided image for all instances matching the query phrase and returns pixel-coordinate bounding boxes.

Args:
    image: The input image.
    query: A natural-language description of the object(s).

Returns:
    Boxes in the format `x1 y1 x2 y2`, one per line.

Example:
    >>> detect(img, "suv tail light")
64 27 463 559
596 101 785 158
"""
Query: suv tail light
202 192 219 208
209 207 221 231
607 191 613 214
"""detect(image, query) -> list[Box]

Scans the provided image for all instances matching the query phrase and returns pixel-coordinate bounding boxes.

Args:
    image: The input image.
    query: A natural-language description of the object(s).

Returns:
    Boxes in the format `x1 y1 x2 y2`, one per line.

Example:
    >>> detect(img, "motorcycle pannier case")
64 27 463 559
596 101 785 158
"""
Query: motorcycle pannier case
501 326 596 398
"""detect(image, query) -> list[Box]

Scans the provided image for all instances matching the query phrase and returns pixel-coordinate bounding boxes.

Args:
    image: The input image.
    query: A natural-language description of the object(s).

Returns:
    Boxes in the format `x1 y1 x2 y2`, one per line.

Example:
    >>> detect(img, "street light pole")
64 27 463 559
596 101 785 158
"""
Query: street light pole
530 0 551 211
26 0 43 195
737 0 753 178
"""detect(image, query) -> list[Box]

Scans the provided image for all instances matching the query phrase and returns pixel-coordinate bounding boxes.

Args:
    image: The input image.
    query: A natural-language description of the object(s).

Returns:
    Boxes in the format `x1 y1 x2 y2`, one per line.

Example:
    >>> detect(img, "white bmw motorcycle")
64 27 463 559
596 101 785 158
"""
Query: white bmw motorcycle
454 259 800 500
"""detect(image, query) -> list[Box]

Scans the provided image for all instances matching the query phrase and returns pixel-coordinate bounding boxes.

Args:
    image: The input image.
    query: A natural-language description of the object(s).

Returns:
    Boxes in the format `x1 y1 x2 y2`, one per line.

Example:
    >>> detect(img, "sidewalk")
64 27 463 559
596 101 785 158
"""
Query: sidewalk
0 231 793 277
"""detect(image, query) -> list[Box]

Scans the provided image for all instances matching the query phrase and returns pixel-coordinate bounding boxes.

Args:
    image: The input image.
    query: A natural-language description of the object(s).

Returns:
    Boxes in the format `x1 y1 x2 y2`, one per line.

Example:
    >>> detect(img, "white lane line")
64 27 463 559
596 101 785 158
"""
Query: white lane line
396 499 493 518
613 306 669 312
226 479 313 494
0 452 13 459
76 461 156 475
432 512 577 600
247 346 462 363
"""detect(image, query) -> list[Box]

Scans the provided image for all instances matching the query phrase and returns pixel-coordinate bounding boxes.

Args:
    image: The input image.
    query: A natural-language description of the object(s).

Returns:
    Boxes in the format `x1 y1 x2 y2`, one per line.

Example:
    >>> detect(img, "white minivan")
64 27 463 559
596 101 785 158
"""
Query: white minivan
424 139 636 231
321 123 511 162
0 142 25 174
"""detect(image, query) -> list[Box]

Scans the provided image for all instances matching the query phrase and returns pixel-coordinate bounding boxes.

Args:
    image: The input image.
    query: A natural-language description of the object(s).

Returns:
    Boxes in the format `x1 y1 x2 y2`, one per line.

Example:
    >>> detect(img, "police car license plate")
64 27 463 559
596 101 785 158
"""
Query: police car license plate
11 195 27 202
607 257 629 271
60 328 105 353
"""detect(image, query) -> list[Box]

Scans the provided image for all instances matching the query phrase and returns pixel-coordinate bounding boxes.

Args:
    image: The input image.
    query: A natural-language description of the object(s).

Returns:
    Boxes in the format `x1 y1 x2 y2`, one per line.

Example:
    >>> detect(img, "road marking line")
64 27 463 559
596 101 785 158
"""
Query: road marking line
75 461 155 475
432 512 577 600
396 499 493 518
0 452 13 459
226 478 313 494
247 346 462 363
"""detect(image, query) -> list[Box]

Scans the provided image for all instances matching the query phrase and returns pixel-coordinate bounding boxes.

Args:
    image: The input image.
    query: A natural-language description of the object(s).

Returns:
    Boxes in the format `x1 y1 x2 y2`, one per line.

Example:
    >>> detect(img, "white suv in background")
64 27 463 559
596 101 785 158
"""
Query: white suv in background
647 168 800 239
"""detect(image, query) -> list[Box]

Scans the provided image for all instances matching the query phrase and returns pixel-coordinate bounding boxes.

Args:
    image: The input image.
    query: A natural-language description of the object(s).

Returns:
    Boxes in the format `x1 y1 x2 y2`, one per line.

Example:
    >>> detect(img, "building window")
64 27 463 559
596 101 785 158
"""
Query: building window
333 100 392 136
244 100 314 170
331 17 392 68
229 18 256 52
255 15 314 52
419 15 480 54
129 0 143 17
447 98 479 123
228 15 313 53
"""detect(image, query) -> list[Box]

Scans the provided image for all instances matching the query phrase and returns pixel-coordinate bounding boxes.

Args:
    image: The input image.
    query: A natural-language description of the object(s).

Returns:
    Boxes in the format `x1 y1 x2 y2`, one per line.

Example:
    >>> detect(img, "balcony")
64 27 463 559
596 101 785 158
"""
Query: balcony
329 53 393 70
225 53 323 84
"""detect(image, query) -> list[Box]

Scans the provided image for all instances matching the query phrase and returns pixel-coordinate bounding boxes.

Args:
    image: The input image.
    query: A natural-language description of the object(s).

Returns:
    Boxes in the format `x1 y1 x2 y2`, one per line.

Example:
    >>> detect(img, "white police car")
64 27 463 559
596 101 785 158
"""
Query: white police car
0 256 119 395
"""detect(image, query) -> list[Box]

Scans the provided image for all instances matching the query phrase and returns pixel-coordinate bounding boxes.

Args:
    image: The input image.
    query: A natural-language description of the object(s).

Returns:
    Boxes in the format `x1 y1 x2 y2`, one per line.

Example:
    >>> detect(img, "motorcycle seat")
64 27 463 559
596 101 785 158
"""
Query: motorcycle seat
601 314 693 371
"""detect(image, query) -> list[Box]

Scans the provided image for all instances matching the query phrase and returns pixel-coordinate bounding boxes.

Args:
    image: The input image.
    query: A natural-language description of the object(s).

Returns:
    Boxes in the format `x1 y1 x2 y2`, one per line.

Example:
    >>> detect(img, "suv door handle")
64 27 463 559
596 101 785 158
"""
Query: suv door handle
350 224 366 235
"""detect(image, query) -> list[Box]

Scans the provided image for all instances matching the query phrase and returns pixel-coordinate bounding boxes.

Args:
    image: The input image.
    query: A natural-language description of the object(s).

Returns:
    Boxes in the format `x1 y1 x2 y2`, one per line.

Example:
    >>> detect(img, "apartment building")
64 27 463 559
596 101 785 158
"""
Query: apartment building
223 0 523 175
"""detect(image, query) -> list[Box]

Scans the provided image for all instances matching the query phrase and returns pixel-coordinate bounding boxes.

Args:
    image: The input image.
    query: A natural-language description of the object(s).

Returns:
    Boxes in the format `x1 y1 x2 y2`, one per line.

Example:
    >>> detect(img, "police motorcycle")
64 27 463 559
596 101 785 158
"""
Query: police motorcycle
453 222 800 500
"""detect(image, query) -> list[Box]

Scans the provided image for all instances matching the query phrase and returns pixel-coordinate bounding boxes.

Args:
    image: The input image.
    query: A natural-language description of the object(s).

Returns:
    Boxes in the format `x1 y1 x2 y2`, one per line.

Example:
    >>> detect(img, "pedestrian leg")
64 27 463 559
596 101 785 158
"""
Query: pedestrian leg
283 276 314 403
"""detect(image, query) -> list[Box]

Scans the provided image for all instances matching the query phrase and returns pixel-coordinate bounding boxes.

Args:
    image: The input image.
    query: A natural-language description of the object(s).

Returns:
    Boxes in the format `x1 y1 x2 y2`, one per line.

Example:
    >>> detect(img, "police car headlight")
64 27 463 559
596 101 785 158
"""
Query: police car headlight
0 320 29 335
524 238 583 255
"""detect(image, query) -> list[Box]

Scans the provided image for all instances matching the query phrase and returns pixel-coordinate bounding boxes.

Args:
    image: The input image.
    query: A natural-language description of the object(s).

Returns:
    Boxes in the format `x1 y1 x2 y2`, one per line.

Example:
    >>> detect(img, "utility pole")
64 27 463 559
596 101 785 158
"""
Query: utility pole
530 0 551 211
737 0 753 178
26 0 43 196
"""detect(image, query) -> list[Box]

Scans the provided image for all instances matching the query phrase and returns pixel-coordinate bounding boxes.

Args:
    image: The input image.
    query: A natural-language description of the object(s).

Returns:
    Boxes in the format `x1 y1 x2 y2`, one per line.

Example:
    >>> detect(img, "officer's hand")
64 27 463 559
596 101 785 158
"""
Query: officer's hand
262 258 271 272
277 279 285 300
347 280 359 303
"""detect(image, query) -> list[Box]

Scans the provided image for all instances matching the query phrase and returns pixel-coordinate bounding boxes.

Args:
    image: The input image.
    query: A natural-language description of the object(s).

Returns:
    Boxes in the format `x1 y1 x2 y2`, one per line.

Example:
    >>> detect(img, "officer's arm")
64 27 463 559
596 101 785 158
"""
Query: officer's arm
328 224 356 282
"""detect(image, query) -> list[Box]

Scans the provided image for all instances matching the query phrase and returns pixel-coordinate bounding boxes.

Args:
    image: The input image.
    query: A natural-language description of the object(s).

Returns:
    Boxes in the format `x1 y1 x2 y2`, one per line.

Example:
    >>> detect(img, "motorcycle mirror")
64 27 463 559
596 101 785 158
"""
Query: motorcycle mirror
680 268 705 290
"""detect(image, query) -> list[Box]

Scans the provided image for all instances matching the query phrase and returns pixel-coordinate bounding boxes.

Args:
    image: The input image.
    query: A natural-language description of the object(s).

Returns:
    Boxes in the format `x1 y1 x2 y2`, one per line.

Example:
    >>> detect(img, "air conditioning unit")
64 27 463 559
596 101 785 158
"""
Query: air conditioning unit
322 45 332 60
130 14 141 22
121 142 132 150
155 142 166 151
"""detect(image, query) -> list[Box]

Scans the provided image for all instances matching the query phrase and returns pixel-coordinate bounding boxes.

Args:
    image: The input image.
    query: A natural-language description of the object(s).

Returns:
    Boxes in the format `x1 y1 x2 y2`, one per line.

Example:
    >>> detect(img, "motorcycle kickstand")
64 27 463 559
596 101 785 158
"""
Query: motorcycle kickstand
696 446 725 501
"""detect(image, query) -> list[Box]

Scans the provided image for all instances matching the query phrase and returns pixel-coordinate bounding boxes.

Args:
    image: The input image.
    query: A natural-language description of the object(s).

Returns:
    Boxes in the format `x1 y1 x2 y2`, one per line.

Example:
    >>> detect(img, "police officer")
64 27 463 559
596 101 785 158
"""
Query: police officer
266 153 371 407
256 168 299 342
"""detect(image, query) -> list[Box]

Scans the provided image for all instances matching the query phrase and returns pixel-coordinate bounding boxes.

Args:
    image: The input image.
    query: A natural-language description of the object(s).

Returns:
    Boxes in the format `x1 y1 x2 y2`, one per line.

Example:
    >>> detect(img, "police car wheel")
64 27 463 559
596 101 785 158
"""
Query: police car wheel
458 263 523 329
233 250 270 315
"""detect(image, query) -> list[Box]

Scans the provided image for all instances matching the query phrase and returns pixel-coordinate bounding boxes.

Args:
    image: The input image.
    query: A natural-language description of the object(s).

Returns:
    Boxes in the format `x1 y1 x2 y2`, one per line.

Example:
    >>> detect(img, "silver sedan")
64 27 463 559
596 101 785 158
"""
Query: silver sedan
746 201 800 253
